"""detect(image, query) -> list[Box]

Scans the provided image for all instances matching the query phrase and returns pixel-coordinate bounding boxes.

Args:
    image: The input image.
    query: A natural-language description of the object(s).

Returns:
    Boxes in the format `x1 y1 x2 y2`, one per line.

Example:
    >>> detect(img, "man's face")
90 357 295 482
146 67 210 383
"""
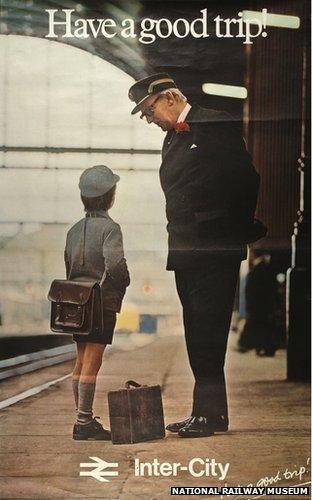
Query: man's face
139 93 177 131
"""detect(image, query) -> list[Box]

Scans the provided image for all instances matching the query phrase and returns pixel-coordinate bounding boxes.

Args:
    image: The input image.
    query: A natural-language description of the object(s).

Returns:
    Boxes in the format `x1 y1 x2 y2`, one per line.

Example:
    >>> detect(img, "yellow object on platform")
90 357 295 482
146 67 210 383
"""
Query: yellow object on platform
116 303 139 333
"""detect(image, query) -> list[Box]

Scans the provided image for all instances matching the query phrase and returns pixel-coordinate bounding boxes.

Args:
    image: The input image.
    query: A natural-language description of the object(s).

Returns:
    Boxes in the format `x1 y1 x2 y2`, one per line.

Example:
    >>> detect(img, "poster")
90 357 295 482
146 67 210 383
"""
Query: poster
0 1 310 499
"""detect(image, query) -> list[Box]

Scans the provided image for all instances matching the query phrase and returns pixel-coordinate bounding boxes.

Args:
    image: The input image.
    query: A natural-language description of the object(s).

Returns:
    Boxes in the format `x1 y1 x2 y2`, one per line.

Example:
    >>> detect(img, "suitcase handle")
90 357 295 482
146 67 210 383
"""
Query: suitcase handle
125 380 141 389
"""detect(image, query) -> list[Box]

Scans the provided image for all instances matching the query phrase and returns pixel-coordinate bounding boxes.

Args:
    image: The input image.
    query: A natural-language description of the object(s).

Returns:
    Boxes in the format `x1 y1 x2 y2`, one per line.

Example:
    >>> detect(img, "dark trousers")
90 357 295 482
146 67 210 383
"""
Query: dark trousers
175 258 241 423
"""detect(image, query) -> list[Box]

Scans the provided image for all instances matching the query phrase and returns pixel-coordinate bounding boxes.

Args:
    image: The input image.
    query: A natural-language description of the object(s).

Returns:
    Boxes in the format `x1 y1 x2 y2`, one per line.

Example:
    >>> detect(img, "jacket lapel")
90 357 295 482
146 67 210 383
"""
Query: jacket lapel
161 105 203 161
161 130 176 159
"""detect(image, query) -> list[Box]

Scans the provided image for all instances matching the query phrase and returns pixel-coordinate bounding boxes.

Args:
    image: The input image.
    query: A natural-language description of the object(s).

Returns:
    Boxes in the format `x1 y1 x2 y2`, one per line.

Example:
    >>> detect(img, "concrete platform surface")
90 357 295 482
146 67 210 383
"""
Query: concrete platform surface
0 333 310 499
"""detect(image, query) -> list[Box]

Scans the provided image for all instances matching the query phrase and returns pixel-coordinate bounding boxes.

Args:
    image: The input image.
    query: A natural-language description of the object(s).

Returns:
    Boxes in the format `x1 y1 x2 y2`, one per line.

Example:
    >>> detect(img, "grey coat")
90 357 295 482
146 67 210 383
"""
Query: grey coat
64 210 130 312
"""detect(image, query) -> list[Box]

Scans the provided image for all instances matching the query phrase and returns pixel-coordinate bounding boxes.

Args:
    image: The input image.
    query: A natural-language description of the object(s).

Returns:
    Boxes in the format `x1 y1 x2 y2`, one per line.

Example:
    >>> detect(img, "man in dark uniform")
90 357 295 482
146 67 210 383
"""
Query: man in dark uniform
128 74 265 438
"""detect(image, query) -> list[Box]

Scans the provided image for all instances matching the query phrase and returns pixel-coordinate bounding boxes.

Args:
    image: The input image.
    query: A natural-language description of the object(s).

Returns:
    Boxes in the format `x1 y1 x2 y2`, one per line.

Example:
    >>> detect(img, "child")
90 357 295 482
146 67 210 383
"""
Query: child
64 165 130 440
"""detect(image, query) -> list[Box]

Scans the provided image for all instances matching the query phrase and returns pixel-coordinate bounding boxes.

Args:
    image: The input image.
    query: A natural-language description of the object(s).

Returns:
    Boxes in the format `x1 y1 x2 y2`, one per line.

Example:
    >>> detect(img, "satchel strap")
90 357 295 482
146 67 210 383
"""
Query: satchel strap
79 218 87 267
78 214 107 285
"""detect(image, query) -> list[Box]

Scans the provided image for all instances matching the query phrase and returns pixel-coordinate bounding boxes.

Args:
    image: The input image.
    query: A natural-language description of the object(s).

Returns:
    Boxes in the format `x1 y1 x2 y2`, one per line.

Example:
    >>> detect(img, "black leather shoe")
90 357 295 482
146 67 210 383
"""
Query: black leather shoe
167 415 228 433
166 417 192 433
73 418 111 441
213 415 228 432
178 416 215 438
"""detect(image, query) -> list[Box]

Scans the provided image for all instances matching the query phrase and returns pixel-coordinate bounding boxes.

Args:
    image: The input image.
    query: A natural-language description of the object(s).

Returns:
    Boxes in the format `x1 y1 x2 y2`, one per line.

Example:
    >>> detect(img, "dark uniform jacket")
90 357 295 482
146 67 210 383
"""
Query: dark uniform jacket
159 104 261 270
64 210 130 312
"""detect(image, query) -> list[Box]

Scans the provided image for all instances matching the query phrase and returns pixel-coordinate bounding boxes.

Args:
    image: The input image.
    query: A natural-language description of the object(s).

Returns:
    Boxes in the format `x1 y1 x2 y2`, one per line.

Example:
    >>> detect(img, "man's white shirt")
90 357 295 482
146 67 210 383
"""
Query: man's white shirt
176 102 191 123
176 103 197 149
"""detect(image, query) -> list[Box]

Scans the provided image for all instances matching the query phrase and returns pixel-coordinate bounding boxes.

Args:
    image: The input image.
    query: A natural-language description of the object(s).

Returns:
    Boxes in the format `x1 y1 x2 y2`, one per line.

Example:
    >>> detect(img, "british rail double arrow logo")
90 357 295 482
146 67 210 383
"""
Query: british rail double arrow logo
80 457 119 482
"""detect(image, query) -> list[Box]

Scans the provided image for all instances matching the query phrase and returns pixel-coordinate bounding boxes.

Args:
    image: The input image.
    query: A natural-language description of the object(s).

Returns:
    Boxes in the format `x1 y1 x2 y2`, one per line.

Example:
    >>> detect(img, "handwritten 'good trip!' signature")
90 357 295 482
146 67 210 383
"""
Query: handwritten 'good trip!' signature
220 457 311 499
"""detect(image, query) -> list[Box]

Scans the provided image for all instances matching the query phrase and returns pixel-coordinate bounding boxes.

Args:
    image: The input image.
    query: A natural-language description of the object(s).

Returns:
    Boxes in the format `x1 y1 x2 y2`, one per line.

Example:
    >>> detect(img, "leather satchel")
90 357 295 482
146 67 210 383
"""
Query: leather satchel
48 280 102 335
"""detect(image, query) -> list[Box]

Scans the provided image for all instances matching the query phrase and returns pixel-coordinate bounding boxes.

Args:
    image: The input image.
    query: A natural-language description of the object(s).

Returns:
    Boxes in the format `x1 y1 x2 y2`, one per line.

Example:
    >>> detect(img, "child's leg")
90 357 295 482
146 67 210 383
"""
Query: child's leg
72 342 86 410
77 342 106 425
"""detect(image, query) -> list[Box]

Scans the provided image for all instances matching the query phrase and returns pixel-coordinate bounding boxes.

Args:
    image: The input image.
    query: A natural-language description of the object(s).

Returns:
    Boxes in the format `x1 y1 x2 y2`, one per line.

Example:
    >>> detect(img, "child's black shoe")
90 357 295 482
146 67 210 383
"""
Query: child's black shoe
73 418 111 440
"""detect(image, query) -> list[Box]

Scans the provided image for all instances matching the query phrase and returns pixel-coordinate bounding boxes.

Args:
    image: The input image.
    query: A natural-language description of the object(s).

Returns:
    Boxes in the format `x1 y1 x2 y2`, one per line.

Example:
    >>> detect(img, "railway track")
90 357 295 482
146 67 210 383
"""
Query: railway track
0 343 75 410
0 344 75 381
0 333 156 410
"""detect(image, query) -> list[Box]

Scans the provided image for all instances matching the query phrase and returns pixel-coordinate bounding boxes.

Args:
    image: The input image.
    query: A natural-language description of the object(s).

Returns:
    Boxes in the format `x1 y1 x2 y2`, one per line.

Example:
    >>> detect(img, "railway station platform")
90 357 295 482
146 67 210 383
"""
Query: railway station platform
0 331 310 499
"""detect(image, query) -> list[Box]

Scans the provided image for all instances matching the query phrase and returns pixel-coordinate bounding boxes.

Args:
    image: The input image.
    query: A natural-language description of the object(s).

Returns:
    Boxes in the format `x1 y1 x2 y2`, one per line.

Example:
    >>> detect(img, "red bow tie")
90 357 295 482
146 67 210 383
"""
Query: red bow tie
174 121 191 133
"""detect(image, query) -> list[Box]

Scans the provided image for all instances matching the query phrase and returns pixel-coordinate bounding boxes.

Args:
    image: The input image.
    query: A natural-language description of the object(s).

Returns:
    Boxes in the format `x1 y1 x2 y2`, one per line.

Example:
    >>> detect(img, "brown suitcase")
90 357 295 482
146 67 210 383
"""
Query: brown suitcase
108 380 165 444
